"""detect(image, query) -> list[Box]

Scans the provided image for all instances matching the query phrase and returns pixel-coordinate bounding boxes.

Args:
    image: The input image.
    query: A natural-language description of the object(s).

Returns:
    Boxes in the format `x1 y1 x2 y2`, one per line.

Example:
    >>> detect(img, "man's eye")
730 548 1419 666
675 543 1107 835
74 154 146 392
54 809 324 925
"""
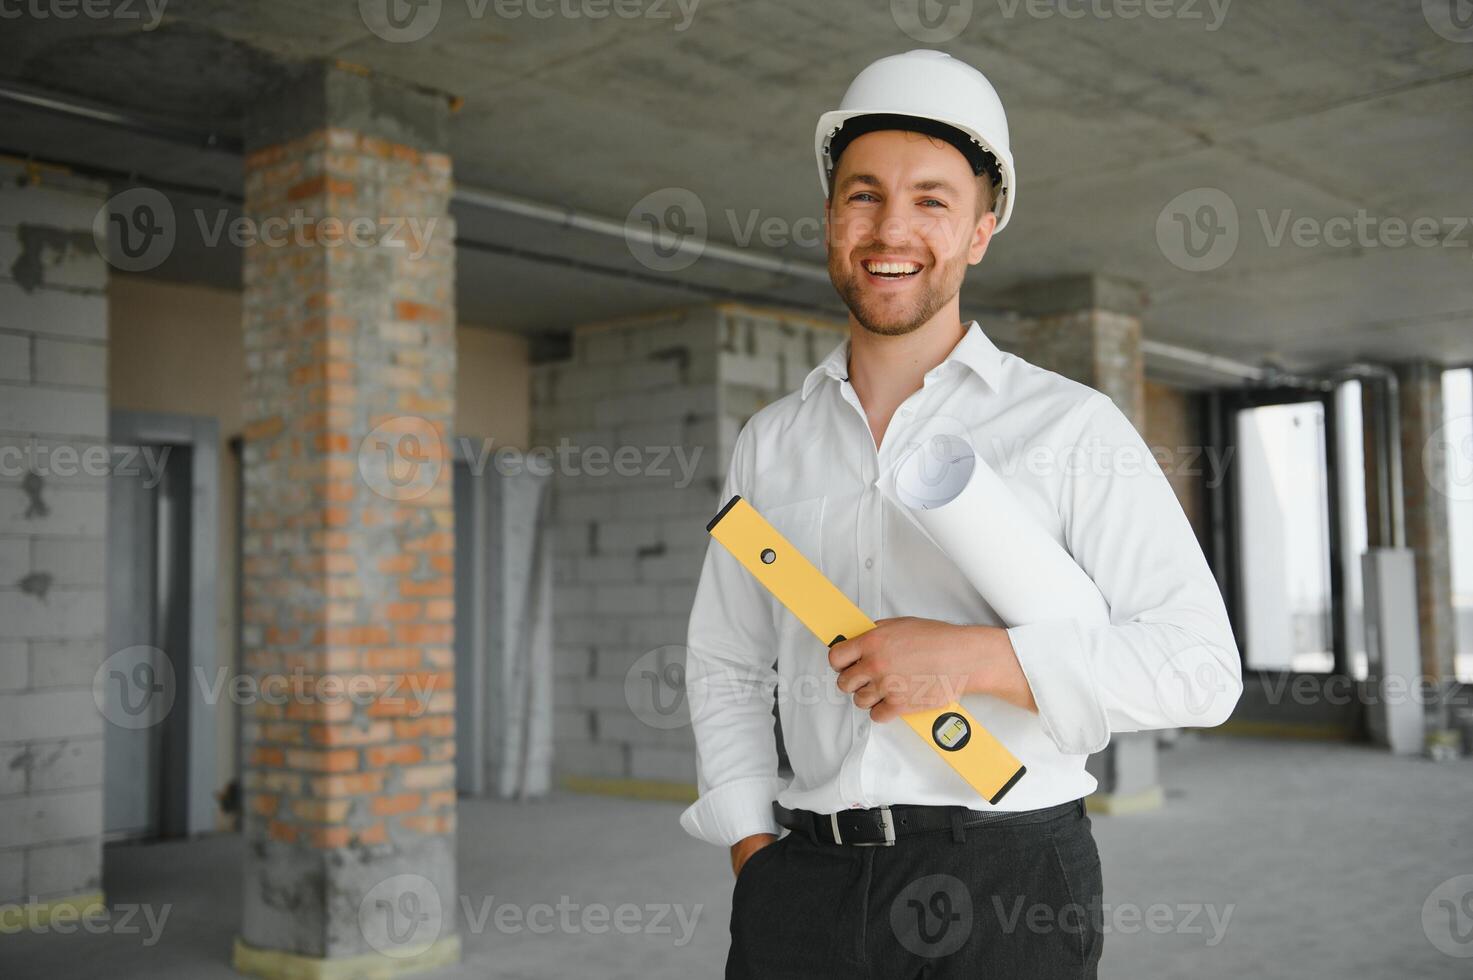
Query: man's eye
850 193 878 203
919 199 947 208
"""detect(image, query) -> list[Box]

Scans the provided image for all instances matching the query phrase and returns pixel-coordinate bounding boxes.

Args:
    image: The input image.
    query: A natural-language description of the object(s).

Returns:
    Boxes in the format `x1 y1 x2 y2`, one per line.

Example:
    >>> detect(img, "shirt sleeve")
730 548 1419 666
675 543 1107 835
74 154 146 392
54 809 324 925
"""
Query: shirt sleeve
1005 393 1243 756
678 421 788 846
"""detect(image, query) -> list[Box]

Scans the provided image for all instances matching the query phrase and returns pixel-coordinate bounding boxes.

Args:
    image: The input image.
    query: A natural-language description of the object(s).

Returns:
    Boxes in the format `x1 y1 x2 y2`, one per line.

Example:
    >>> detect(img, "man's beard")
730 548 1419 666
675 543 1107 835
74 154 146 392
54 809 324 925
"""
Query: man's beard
830 252 966 337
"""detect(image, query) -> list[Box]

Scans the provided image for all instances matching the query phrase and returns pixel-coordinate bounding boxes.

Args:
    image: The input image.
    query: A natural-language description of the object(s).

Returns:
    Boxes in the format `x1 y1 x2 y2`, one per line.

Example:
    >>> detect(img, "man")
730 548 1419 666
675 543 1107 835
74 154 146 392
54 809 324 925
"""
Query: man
679 50 1242 977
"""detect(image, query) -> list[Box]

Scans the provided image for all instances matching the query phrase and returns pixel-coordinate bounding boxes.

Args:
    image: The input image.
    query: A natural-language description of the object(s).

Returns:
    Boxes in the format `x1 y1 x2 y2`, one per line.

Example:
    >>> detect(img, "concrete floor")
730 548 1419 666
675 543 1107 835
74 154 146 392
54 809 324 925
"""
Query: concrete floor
4 735 1471 979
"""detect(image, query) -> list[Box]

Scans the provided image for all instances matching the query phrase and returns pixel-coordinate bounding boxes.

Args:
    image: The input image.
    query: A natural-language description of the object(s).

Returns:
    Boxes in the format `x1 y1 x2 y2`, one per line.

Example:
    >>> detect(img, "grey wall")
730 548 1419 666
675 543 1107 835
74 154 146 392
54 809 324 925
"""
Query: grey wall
0 162 110 907
535 304 842 786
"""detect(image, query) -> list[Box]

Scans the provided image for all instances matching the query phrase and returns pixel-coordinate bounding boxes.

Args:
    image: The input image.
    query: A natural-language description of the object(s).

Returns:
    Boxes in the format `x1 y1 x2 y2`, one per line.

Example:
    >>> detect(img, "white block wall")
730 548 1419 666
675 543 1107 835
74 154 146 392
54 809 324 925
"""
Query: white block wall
0 164 110 906
533 304 842 786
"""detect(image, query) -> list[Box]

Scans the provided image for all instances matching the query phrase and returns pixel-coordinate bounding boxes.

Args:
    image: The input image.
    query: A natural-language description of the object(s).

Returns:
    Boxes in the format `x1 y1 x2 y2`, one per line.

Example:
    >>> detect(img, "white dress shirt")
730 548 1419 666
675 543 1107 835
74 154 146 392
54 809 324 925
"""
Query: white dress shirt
678 320 1243 847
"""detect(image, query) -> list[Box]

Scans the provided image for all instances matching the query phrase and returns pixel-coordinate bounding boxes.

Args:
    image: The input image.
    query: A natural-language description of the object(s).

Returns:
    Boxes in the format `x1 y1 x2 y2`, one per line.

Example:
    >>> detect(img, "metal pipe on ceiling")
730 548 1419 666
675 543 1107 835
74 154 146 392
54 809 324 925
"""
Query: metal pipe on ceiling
454 185 833 285
0 80 241 154
1141 339 1267 384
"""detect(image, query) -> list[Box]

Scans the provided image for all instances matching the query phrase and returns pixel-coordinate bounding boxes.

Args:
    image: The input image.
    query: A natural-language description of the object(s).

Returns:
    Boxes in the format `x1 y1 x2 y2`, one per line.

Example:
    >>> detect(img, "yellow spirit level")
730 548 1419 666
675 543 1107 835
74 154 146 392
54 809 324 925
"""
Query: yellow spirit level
706 494 1026 805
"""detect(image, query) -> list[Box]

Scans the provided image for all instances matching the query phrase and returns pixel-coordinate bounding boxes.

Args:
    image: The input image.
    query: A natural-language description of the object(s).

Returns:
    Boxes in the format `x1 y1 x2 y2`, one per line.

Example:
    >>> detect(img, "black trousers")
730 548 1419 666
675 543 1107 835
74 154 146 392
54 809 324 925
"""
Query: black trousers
727 798 1103 978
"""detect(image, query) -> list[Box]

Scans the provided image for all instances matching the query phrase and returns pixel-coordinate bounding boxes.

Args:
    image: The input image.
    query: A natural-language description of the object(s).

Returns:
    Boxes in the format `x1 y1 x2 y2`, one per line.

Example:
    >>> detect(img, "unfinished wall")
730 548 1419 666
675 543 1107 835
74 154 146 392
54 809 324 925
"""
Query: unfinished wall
0 164 110 915
534 304 842 789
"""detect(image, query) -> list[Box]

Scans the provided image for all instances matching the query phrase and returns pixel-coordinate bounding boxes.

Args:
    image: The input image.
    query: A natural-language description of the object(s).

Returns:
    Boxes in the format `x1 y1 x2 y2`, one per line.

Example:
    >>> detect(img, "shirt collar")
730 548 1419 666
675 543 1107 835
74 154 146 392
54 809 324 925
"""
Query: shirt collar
800 320 1004 400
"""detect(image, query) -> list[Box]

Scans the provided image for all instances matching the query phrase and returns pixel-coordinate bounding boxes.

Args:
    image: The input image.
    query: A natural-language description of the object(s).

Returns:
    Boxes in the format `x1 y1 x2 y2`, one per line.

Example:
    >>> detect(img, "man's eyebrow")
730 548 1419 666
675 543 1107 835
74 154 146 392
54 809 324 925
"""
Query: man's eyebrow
835 173 882 194
834 174 962 195
912 178 961 195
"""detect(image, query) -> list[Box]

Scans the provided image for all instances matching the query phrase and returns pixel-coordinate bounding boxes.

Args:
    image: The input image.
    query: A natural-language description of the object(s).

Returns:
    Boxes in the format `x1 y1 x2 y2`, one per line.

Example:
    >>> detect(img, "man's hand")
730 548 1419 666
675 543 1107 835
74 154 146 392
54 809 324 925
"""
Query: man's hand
730 833 777 879
828 617 1038 722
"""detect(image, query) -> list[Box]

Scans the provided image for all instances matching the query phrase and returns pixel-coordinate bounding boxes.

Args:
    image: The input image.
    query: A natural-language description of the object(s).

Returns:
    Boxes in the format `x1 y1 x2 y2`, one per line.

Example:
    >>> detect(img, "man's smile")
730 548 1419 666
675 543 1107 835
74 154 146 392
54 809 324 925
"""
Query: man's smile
859 257 924 282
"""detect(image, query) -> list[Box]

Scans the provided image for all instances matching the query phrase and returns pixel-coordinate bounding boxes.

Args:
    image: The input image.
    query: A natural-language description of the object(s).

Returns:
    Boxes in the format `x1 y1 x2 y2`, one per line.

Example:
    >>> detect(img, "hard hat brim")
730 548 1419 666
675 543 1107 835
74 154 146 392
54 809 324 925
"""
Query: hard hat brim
814 108 1015 233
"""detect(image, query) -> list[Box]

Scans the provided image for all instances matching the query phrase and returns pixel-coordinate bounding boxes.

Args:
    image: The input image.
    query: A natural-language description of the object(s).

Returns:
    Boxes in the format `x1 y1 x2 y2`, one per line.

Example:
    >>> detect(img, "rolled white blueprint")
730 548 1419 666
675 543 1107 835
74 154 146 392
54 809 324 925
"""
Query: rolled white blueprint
879 426 1110 629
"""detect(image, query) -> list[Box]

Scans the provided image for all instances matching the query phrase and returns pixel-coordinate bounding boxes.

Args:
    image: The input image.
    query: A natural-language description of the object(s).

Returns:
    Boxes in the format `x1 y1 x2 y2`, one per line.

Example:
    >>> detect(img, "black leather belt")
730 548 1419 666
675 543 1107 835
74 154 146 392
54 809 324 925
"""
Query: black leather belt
775 799 1083 846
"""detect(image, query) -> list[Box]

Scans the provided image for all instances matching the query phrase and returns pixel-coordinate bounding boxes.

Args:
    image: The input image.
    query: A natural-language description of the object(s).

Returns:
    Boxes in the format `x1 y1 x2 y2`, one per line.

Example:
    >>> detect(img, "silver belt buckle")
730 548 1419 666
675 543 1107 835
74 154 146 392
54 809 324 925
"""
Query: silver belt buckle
845 805 896 847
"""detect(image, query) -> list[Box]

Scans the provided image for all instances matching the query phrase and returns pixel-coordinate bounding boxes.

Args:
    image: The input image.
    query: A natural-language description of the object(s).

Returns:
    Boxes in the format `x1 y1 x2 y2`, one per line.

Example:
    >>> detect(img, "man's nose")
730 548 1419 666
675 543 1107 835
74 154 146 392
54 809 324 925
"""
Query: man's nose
872 199 913 249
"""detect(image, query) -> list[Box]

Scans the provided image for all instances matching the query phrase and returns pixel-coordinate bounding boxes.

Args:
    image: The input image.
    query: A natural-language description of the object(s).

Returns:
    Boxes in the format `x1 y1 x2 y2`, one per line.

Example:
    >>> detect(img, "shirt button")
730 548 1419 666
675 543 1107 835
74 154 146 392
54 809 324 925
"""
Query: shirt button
899 407 912 417
864 557 874 569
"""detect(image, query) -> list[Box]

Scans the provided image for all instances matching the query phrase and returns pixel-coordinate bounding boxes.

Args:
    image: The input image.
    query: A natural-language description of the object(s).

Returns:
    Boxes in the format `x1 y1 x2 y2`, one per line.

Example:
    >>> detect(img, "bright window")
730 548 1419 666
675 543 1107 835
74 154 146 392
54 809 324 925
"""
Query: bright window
1443 368 1473 682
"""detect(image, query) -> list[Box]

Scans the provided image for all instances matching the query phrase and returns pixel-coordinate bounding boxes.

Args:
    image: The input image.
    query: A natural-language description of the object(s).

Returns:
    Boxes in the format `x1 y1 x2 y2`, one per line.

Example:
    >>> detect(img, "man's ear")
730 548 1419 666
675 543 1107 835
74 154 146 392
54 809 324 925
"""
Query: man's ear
968 210 998 266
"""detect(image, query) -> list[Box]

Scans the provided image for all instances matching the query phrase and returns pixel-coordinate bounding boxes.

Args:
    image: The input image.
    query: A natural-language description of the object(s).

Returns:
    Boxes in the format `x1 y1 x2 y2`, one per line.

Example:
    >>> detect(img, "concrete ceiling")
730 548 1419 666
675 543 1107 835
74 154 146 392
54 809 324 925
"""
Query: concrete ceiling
2 0 1471 373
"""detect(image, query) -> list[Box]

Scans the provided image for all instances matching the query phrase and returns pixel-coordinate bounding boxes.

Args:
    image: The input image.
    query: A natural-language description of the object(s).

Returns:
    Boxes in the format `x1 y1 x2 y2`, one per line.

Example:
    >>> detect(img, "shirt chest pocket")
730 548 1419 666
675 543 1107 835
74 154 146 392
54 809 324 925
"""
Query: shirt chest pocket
761 494 826 634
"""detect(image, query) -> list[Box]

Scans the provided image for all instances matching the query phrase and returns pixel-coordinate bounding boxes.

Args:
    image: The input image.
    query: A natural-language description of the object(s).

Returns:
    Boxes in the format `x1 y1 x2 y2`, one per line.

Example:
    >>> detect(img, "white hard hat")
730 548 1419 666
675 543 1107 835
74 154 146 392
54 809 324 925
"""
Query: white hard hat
815 49 1016 232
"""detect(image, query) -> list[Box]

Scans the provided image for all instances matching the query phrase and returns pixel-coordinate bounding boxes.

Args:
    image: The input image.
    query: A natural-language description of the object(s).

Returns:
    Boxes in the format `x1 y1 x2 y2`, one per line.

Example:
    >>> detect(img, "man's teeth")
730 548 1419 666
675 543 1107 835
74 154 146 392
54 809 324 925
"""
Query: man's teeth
865 261 920 276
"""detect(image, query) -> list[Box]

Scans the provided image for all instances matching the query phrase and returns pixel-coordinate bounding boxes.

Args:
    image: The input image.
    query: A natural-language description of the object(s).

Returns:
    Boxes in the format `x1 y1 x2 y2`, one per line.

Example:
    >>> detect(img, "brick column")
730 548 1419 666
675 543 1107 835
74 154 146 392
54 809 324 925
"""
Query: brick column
1396 363 1458 690
1004 274 1163 814
1363 363 1458 687
234 66 459 976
